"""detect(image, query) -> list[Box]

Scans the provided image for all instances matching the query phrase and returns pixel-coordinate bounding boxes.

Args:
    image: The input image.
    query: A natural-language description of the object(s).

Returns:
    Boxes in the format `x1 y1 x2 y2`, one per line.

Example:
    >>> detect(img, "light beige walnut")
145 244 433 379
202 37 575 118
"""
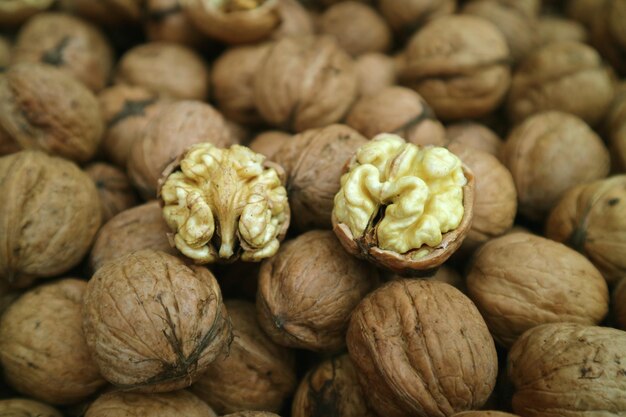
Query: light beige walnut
85 391 217 417
347 279 498 417
0 0 54 26
58 0 143 25
467 233 609 347
538 16 587 45
614 278 626 330
83 249 232 392
0 399 62 417
248 131 291 160
378 0 455 36
606 82 626 171
146 0 206 46
508 323 626 416
85 162 138 223
191 300 296 413
0 279 106 404
445 122 502 158
354 53 396 97
257 230 379 352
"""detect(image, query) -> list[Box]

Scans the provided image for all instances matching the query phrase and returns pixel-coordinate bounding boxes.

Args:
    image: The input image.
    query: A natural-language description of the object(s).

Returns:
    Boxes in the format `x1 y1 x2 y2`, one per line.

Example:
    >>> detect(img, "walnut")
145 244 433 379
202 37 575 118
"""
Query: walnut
191 300 296 413
0 36 11 69
127 100 233 200
159 143 289 263
115 42 209 100
507 41 614 126
508 323 626 416
400 15 511 121
85 162 138 223
0 399 62 417
0 0 54 26
12 13 113 92
354 53 396 97
0 151 101 288
257 230 379 352
566 0 601 27
378 0 455 36
83 249 232 392
453 412 520 417
0 279 105 404
333 133 474 275
271 0 315 40
85 391 217 417
57 0 143 25
0 63 103 163
89 201 177 272
466 233 609 348
614 278 626 330
589 0 626 75
501 111 610 220
253 36 358 133
249 131 291 160
538 16 588 45
292 354 375 417
146 0 206 47
445 122 502 157
347 279 497 417
273 124 367 230
606 82 626 171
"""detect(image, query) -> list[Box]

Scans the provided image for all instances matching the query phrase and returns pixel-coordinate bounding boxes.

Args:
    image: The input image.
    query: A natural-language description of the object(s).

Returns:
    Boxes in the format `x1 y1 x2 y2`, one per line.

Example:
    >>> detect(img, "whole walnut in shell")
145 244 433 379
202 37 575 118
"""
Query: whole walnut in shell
0 63 103 163
502 111 610 220
0 399 62 417
253 36 358 133
537 16 588 45
589 0 626 75
614 278 626 330
445 122 502 158
347 279 498 417
249 130 291 160
508 323 626 416
257 230 379 352
85 162 138 223
606 82 626 171
83 249 232 392
0 0 54 26
271 0 315 40
191 300 297 414
58 0 143 25
273 124 367 230
354 53 396 97
378 0 455 36
85 391 217 417
0 279 106 404
146 0 206 46
0 151 101 288
467 233 609 347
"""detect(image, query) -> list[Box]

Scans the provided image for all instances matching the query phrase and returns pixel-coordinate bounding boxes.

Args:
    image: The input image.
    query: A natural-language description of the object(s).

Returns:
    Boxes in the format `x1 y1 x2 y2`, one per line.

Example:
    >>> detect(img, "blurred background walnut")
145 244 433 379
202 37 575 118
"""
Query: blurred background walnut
354 53 397 97
0 399 62 417
58 0 142 25
85 162 138 223
84 391 217 417
378 0 456 37
0 0 54 26
145 0 206 46
248 130 291 160
537 16 588 45
606 82 626 171
445 122 502 157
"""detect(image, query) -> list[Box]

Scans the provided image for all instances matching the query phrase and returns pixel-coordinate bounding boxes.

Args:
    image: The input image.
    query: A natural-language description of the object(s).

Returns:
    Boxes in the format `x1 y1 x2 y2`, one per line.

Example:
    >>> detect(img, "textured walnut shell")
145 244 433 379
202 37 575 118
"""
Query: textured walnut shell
249 130 291 160
614 278 626 330
83 249 232 392
347 279 498 417
0 0 54 26
501 111 610 220
85 391 217 417
257 230 379 352
127 100 232 200
538 16 588 45
354 53 396 97
606 83 626 171
546 175 626 286
401 15 511 121
115 42 209 100
253 36 358 133
12 13 114 92
145 0 206 46
508 323 626 416
445 122 502 157
378 0 455 35
453 412 520 417
191 300 296 414
467 233 609 347
85 162 138 223
58 0 143 25
0 279 105 404
589 0 626 76
0 63 103 163
271 0 315 40
273 124 367 230
0 151 101 288
346 86 446 147
0 399 62 417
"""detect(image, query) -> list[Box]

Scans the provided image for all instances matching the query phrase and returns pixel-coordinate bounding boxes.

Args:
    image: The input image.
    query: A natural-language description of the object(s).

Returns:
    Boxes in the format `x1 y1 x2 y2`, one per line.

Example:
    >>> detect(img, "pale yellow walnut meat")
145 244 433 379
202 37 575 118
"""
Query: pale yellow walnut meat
160 143 289 263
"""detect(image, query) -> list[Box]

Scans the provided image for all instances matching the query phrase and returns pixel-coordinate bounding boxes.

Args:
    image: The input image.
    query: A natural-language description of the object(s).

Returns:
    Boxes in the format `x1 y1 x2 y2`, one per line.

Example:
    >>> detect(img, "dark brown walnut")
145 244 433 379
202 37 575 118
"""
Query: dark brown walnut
445 122 502 157
115 42 209 100
271 0 315 40
89 201 177 272
0 36 11 69
0 279 106 404
257 230 379 352
606 82 626 171
83 249 232 392
0 0 54 26
0 399 62 417
507 41 614 126
253 36 358 133
546 175 626 286
347 279 498 417
346 86 446 147
12 13 114 92
354 53 396 97
146 0 206 47
0 151 101 288
538 16 588 45
127 100 233 200
0 63 103 163
501 111 610 220
467 233 609 348
589 0 626 75
292 354 375 417
614 278 626 330
85 391 217 417
57 0 143 25
453 412 520 417
85 162 138 223
249 131 291 160
273 124 367 230
378 0 455 36
401 15 511 121
223 413 281 417
191 300 297 414
508 323 626 416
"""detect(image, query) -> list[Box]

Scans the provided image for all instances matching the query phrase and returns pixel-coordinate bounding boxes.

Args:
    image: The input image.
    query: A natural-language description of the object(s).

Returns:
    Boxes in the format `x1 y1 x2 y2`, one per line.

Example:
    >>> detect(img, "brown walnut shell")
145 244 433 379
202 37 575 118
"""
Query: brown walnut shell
445 122 502 158
0 399 62 417
614 278 626 330
606 82 626 171
378 0 455 36
354 52 396 97
566 0 601 27
537 16 588 45
347 279 498 417
271 0 315 40
146 0 206 47
85 162 138 223
589 0 626 76
85 390 217 417
248 130 291 160
58 0 143 25
83 249 232 392
0 0 54 26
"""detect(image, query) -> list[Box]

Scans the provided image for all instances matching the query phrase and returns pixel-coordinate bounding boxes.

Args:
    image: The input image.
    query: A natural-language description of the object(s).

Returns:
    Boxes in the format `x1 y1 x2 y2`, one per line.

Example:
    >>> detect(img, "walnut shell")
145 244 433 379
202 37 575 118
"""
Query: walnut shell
347 279 498 417
0 0 54 26
614 278 626 330
467 233 609 347
0 63 103 163
445 122 502 158
589 0 626 76
85 391 217 417
271 0 315 40
508 323 626 416
378 0 455 35
0 279 105 404
606 82 626 171
248 130 291 160
273 124 367 230
0 151 101 288
58 0 142 25
354 53 396 97
85 162 138 223
566 0 602 26
257 230 379 352
0 399 62 417
191 300 296 413
83 249 232 392
145 0 206 47
115 42 209 100
537 16 588 45
501 111 610 220
253 36 358 133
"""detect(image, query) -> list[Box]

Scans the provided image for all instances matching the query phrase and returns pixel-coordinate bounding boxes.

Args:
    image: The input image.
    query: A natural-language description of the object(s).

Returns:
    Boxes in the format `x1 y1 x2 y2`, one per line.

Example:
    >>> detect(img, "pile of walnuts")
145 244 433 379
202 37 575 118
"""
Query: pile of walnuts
0 0 625 416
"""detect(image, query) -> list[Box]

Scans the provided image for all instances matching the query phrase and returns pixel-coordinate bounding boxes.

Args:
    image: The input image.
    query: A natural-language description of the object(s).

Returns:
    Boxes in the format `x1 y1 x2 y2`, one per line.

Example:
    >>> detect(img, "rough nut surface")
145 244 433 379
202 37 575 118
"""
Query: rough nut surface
85 390 217 417
86 162 138 223
0 399 62 417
